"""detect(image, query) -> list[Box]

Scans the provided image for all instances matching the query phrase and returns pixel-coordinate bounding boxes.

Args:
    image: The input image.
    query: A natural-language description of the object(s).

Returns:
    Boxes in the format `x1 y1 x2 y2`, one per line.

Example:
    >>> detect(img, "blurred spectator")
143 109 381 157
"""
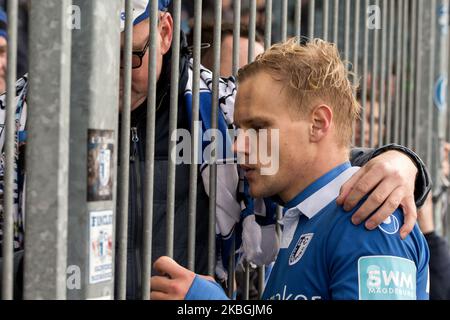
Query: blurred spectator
418 193 450 300
188 22 265 78
240 0 266 36
417 142 450 300
182 0 234 33
0 0 28 78
355 75 381 147
0 7 7 94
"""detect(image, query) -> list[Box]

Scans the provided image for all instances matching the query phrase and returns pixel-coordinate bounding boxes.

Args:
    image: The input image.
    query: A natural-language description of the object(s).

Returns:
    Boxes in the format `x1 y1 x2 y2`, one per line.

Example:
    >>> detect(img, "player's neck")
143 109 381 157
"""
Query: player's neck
280 146 349 203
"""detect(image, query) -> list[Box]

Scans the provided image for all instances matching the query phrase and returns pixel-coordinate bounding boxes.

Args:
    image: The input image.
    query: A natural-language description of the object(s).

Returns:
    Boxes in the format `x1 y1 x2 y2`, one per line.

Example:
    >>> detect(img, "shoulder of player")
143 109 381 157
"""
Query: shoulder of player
324 206 408 248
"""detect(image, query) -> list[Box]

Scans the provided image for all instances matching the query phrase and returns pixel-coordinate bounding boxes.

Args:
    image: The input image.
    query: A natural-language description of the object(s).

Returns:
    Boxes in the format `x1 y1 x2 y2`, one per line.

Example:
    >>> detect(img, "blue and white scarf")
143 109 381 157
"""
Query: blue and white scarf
0 75 28 251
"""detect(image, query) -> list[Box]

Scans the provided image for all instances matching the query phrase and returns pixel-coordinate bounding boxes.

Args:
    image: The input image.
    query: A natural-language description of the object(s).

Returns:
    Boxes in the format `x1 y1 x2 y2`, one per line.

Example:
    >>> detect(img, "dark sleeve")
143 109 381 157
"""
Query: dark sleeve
424 232 450 300
349 143 432 208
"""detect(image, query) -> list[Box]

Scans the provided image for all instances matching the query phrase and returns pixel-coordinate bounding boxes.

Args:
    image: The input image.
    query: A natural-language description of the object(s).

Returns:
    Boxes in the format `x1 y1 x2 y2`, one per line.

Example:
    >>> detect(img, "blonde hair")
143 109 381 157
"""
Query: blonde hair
237 38 361 147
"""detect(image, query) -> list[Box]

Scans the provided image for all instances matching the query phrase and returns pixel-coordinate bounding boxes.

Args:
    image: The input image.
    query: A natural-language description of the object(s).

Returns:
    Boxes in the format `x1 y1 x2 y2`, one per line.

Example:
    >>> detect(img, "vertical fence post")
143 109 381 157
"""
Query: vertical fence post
351 0 360 146
369 0 379 148
1 0 18 300
188 0 202 273
400 0 409 146
408 0 417 149
378 0 387 148
333 0 339 45
416 1 436 169
432 0 449 236
265 0 273 49
281 0 288 41
23 0 71 300
308 0 315 40
393 0 403 144
116 0 133 301
415 0 424 153
294 0 302 40
142 0 159 300
209 0 222 278
360 0 369 148
66 0 121 300
385 0 395 145
166 0 182 260
322 0 329 41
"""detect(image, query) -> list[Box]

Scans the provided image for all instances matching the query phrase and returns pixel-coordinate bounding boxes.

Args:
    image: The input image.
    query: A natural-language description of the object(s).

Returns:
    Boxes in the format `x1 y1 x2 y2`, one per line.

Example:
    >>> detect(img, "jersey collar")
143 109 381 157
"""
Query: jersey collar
283 162 360 220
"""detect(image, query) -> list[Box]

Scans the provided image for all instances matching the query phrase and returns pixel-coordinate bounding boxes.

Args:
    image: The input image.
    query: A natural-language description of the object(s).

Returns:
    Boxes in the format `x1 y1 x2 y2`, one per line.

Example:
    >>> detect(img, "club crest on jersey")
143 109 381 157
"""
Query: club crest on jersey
378 215 400 235
289 233 314 266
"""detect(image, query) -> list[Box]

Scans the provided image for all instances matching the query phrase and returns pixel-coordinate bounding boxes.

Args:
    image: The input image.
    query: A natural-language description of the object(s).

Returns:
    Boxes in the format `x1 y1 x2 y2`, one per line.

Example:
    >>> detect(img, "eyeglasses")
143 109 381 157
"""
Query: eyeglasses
120 37 150 69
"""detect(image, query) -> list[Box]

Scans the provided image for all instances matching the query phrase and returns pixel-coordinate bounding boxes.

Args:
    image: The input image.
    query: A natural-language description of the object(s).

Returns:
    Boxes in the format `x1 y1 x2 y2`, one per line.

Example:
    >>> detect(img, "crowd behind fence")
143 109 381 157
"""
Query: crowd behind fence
0 0 449 300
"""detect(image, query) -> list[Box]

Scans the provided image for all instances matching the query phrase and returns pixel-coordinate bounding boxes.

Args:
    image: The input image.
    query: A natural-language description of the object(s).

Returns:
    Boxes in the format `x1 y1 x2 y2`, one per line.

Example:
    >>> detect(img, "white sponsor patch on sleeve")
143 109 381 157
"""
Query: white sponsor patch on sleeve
358 256 417 300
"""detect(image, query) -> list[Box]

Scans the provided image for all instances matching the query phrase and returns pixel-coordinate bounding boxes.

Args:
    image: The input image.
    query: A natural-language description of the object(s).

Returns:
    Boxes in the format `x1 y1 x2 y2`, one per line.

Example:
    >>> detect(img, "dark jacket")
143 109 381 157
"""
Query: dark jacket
425 232 450 300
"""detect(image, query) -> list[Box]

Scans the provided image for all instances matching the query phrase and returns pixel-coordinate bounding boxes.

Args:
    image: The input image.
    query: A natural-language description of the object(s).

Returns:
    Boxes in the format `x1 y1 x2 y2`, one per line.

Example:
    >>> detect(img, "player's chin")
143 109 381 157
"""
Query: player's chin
248 179 273 199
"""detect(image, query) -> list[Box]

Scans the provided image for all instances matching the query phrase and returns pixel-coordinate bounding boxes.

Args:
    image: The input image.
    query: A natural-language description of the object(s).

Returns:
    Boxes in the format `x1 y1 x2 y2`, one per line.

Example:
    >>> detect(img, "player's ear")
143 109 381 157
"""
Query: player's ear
159 12 173 55
310 104 332 143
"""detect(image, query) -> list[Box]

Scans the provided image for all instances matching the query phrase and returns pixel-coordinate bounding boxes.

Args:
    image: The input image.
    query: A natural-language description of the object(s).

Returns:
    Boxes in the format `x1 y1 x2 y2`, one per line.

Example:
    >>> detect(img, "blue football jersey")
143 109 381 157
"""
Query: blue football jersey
262 162 430 300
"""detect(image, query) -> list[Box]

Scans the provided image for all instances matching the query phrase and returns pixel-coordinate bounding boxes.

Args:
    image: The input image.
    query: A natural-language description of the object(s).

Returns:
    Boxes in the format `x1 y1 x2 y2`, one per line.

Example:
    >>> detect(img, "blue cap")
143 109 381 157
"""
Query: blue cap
120 0 171 31
0 8 7 40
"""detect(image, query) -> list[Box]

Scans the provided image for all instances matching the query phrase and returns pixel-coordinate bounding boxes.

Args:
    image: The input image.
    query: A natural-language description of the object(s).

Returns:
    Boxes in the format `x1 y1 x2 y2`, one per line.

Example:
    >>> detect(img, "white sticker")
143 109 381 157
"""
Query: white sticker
89 210 114 284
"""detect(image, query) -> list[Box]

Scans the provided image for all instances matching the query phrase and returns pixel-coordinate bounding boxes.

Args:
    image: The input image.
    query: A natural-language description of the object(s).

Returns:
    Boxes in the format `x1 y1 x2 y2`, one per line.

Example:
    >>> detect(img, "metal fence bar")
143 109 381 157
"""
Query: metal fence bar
142 0 159 300
431 0 449 236
353 0 361 86
400 0 409 146
227 0 239 299
227 0 240 297
244 0 257 301
264 0 273 49
378 0 387 148
344 0 350 64
333 0 339 45
208 0 222 277
116 0 133 300
351 0 360 146
232 0 241 76
67 0 121 300
369 0 379 148
281 0 288 41
248 0 256 63
243 263 250 300
188 0 202 272
427 0 437 167
414 0 423 152
394 0 403 144
166 0 181 259
408 0 417 149
308 0 315 40
1 0 18 300
323 0 329 41
24 0 73 300
258 266 265 299
385 0 395 144
360 0 369 148
295 0 302 40
227 236 235 298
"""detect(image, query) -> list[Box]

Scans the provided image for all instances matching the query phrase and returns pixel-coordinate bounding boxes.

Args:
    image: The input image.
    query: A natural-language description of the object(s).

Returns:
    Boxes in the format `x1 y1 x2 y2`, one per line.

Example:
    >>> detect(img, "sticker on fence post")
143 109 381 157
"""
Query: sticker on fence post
434 75 448 112
87 129 114 201
89 210 114 284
